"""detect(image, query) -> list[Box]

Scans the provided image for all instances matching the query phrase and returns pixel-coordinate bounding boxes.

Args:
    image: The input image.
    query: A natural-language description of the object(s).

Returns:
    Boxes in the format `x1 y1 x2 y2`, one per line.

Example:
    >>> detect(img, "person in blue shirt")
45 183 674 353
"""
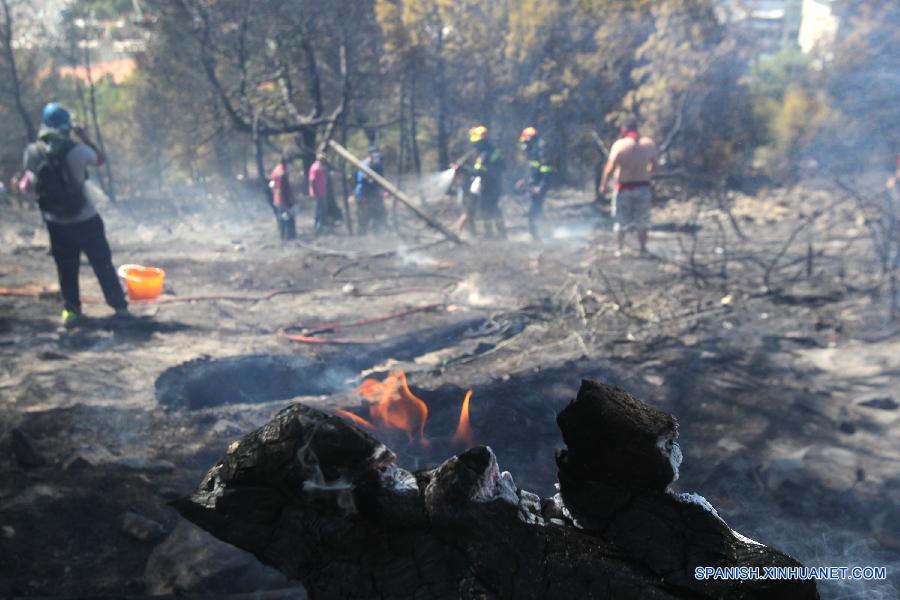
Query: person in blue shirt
354 145 387 235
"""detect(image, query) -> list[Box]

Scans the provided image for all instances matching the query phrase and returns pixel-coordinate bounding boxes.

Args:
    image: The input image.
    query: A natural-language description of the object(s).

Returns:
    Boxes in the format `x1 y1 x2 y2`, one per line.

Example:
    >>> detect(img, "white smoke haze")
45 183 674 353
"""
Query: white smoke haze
449 276 500 308
396 244 439 268
550 224 595 241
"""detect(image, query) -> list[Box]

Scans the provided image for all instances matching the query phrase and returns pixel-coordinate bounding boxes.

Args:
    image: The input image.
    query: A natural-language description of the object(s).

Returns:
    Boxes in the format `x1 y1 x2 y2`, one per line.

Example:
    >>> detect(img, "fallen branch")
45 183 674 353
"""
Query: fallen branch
328 140 464 245
277 303 444 344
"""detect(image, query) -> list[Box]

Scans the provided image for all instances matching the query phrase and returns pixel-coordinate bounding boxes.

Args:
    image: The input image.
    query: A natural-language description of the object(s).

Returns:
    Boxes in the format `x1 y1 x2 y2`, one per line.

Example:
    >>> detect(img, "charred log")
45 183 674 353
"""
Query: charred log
175 380 818 600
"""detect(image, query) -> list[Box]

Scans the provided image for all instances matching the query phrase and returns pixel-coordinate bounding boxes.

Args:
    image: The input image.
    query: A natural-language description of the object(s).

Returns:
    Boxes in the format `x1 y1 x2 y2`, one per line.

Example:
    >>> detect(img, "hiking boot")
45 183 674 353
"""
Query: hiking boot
61 308 83 328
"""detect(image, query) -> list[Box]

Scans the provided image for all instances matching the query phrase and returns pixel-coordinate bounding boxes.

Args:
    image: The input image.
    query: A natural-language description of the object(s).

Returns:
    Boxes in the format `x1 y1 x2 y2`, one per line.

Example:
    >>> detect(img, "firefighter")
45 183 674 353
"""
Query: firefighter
456 125 505 239
516 126 552 240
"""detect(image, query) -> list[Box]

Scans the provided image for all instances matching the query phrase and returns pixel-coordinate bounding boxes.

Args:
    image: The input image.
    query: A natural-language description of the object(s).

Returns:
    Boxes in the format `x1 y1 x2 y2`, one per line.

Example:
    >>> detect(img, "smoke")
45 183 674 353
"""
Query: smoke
396 244 438 268
550 224 594 241
691 457 900 599
449 276 500 308
396 169 456 205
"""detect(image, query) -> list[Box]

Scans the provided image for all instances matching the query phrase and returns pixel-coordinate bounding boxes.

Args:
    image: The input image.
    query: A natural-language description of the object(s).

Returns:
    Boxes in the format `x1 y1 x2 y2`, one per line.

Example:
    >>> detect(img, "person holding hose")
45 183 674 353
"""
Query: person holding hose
19 102 129 327
454 125 506 239
516 126 552 241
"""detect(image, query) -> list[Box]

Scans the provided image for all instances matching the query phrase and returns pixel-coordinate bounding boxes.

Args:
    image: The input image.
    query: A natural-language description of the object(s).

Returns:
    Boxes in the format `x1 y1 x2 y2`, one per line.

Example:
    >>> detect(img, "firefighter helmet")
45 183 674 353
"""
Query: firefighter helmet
469 125 488 143
519 126 538 143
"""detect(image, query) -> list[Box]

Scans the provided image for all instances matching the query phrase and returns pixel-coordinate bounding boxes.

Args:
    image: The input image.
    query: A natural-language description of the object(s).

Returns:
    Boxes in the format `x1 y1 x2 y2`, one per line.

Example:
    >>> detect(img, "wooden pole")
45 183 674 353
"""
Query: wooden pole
327 140 464 245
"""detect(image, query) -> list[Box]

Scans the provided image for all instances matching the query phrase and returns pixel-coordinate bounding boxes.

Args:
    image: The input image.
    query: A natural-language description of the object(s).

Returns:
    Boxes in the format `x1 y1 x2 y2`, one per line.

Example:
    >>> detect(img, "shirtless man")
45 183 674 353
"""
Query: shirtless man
599 116 657 255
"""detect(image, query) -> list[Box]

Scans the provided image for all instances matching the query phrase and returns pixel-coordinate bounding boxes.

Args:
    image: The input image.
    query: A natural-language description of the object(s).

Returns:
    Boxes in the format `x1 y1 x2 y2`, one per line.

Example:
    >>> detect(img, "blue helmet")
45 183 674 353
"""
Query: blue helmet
42 103 72 132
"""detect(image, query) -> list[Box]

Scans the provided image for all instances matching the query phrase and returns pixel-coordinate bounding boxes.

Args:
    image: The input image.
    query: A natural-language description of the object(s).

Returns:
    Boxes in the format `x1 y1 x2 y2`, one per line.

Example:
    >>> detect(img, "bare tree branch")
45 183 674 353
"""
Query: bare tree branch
1 0 35 141
658 92 687 155
590 130 610 158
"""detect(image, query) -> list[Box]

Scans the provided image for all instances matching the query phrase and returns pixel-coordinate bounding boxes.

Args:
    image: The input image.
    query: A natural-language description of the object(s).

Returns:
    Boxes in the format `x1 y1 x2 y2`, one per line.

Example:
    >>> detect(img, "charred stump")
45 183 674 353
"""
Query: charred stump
175 380 818 599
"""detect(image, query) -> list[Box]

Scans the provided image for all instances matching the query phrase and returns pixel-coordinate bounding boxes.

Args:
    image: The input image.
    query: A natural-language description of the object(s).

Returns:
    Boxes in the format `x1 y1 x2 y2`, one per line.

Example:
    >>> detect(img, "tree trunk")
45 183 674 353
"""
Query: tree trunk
253 113 275 214
435 24 449 170
409 64 422 179
211 96 233 183
409 62 426 206
1 0 36 141
292 128 314 192
83 43 117 202
339 120 352 235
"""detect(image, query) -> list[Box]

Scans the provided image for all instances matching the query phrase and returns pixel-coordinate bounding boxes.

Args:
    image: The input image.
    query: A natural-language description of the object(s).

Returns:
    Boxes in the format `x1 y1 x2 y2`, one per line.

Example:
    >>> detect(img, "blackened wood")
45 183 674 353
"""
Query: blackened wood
557 380 677 491
176 381 819 600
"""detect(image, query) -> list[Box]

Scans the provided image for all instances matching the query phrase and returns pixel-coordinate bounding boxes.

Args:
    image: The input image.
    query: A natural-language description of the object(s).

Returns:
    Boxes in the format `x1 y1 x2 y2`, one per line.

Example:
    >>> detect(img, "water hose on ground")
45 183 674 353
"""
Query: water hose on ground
0 287 313 304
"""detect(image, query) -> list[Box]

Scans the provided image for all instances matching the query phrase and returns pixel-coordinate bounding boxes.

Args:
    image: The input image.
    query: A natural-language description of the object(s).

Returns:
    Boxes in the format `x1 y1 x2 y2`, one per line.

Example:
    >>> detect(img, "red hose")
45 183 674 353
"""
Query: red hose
3 287 444 345
0 288 42 297
0 287 312 304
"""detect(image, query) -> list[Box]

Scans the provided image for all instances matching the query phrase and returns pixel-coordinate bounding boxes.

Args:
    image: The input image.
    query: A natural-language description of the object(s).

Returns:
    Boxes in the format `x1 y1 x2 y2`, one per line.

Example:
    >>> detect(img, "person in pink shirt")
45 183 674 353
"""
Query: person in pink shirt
270 156 296 241
308 152 330 236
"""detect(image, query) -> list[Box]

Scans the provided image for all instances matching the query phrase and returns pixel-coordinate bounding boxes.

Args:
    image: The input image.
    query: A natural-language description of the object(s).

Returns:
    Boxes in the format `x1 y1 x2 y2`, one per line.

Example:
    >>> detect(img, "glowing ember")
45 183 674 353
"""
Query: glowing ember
355 370 429 443
452 389 475 447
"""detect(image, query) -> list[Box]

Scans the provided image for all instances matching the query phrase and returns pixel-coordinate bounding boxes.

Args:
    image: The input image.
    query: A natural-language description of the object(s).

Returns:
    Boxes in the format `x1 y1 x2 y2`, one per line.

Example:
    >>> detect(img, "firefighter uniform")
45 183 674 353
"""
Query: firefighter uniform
520 127 552 240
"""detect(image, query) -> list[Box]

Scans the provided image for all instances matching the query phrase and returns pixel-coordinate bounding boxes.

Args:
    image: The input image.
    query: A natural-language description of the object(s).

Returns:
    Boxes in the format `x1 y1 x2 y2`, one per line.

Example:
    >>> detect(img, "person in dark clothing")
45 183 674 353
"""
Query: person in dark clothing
460 125 506 239
20 102 128 327
355 145 387 235
270 156 297 241
517 126 553 240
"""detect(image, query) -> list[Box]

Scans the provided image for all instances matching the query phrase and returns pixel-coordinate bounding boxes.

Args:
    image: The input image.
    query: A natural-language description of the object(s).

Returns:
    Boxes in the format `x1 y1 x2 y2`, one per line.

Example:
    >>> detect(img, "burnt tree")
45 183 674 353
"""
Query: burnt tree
1 0 35 141
171 0 353 205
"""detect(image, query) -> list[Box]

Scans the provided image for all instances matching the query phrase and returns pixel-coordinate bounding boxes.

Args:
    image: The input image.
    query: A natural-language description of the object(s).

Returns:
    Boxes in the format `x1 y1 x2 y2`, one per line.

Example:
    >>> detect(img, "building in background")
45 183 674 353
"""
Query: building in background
798 0 840 56
719 0 804 55
719 0 846 61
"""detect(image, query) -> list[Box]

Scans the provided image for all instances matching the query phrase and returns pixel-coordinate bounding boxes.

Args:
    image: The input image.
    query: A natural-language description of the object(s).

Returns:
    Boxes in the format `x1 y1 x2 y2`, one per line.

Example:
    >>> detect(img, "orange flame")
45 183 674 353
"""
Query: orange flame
350 371 476 447
355 370 429 443
452 389 475 447
334 408 376 431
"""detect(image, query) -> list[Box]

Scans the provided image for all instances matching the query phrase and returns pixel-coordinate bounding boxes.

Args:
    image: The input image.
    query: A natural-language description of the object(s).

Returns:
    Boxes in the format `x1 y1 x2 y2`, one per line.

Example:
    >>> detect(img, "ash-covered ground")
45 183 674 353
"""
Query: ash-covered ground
1 180 898 599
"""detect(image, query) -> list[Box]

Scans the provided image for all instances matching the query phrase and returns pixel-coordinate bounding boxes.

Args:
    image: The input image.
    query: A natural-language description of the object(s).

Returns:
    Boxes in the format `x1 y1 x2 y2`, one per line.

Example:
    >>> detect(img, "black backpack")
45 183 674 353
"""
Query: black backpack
33 138 87 217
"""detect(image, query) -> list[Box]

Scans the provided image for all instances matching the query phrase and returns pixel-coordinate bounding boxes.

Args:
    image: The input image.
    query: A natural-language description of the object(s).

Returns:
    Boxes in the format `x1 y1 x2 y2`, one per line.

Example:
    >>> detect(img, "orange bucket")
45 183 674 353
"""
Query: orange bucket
117 264 165 300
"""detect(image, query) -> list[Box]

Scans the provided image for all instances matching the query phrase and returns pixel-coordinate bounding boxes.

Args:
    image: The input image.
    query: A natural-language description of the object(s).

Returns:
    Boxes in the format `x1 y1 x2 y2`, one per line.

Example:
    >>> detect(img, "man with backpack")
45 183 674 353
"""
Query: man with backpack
20 102 128 327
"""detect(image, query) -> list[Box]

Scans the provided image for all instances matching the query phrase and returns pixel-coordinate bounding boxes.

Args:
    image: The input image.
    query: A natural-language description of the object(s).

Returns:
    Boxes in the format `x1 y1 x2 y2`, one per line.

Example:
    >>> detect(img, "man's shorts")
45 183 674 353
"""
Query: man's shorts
612 185 652 232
